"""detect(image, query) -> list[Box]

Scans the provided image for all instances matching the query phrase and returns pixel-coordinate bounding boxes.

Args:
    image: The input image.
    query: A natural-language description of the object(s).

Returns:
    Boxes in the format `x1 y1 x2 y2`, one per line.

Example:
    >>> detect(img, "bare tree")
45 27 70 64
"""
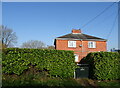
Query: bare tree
0 25 17 48
21 40 46 49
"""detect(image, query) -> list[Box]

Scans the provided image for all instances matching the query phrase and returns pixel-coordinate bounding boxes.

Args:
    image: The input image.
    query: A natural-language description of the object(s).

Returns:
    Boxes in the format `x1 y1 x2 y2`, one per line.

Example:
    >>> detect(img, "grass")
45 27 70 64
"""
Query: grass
2 74 83 88
97 80 120 88
2 78 83 88
2 71 120 88
3 74 120 88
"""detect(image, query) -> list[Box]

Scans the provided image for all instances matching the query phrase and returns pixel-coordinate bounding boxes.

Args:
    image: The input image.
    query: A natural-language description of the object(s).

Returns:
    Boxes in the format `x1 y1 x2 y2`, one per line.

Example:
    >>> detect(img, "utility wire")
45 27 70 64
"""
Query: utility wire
106 5 120 40
106 14 117 40
118 2 120 15
81 2 117 29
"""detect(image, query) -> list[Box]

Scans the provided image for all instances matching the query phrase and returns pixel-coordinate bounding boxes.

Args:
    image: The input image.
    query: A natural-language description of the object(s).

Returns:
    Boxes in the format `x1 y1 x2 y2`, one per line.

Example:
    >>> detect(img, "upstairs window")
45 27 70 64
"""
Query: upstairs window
68 41 76 48
88 41 96 48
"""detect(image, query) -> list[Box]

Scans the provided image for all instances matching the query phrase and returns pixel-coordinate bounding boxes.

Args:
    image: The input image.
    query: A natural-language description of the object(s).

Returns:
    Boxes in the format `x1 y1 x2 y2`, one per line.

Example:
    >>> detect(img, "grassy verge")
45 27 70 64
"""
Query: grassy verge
2 74 120 88
2 74 82 88
2 79 83 88
97 80 120 88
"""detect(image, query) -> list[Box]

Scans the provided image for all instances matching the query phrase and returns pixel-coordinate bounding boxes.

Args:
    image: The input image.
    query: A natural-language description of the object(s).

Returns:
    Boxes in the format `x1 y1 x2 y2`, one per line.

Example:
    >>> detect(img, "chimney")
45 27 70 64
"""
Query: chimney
72 29 81 34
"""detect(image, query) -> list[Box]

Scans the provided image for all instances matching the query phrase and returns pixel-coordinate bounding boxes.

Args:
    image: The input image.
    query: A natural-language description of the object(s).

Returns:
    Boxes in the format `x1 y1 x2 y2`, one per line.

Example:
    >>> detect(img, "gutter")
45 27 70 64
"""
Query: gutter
55 38 107 41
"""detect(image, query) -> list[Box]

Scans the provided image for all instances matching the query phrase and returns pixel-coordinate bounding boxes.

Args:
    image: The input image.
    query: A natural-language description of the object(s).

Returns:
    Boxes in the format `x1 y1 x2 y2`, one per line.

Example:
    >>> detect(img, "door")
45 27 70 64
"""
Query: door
74 54 79 62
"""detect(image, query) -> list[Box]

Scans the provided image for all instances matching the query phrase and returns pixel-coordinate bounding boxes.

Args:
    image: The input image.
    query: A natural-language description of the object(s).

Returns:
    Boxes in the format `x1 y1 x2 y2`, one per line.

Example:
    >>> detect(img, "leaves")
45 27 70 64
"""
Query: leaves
2 48 77 78
84 52 120 80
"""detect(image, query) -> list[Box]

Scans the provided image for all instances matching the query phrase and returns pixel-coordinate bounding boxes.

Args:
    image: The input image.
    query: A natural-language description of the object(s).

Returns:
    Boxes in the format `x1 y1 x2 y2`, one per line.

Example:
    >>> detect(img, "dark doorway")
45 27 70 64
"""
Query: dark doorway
75 64 89 79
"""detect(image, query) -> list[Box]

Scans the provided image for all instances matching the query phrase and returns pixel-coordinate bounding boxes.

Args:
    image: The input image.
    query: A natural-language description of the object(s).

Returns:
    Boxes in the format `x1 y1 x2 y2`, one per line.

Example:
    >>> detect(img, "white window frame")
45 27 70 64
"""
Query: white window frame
74 54 79 62
88 41 96 48
68 41 76 48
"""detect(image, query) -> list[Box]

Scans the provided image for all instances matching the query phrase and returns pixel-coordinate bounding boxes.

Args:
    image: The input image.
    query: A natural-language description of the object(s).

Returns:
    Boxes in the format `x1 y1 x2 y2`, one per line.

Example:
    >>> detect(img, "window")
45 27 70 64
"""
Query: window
74 54 79 62
88 41 96 48
68 41 76 48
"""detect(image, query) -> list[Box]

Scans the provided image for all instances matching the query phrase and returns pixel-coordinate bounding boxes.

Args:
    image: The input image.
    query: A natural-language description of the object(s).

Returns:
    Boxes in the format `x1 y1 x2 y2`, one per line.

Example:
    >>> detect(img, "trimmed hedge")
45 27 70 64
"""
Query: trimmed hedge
83 52 120 80
2 48 77 78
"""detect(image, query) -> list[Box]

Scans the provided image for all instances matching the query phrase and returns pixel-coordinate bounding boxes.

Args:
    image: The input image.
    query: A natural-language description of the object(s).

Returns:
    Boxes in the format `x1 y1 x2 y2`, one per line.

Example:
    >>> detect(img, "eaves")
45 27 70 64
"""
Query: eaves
55 38 107 41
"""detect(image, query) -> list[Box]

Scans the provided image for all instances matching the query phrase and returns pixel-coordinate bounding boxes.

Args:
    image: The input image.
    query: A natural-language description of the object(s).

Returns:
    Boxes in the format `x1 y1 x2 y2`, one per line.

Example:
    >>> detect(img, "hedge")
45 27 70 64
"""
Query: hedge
83 52 120 80
2 48 77 78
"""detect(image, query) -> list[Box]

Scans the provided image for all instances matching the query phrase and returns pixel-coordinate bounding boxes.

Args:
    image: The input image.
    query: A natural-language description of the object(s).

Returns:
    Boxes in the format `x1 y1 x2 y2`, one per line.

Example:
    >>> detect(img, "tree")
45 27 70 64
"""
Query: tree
0 25 17 48
21 40 46 49
47 45 55 49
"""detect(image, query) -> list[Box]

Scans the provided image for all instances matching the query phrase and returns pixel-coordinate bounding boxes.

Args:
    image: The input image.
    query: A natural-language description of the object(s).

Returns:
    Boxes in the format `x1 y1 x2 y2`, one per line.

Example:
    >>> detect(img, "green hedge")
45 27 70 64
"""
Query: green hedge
83 52 120 80
2 48 77 78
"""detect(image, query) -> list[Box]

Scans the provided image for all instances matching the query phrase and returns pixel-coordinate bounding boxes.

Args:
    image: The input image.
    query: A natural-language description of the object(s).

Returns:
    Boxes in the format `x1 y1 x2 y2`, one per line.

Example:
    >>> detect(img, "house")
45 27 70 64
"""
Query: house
54 29 107 63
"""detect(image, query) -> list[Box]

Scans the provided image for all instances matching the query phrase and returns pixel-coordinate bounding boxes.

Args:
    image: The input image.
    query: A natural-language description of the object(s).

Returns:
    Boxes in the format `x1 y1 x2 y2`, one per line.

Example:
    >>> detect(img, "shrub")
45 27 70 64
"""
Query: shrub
83 52 120 80
2 48 77 78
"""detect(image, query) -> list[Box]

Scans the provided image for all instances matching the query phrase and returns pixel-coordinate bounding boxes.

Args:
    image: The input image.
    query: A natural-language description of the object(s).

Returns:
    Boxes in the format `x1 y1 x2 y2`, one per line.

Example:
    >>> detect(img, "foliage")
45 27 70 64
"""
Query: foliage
47 45 55 49
21 40 46 49
83 52 120 80
97 81 120 87
2 48 77 78
118 50 120 54
2 74 82 87
3 73 120 88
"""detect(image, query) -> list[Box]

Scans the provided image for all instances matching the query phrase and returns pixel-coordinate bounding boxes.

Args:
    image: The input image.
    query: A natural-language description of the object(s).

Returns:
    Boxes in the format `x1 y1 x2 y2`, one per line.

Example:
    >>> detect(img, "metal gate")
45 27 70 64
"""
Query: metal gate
74 64 89 79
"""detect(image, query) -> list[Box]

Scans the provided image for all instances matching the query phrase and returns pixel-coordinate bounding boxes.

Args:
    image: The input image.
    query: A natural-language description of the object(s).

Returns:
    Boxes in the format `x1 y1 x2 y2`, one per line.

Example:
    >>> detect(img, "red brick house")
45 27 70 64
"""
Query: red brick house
54 29 107 63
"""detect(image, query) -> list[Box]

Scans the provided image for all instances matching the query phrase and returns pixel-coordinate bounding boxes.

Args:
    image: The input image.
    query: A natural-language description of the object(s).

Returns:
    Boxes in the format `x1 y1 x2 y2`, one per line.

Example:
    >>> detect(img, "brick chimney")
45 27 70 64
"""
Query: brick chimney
72 29 81 34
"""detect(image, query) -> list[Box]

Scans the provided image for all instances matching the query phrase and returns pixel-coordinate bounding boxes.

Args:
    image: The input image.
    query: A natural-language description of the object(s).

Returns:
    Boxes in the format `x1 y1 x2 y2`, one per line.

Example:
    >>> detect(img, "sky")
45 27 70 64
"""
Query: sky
2 0 119 2
2 2 118 51
118 2 120 49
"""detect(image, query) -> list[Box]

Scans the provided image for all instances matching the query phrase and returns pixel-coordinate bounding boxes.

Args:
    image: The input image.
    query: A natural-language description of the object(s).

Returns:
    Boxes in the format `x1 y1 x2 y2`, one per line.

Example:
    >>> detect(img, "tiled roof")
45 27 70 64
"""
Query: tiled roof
56 33 106 41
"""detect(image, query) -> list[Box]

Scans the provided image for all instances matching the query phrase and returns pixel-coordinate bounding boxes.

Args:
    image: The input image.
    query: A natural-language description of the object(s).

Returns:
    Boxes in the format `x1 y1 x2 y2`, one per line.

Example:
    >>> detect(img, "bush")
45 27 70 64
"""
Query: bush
83 52 120 80
2 48 77 78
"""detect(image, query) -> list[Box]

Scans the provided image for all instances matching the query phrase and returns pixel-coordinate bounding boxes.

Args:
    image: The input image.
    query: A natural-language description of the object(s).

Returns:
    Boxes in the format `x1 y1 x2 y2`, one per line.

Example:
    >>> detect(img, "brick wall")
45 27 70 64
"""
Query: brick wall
55 39 107 62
